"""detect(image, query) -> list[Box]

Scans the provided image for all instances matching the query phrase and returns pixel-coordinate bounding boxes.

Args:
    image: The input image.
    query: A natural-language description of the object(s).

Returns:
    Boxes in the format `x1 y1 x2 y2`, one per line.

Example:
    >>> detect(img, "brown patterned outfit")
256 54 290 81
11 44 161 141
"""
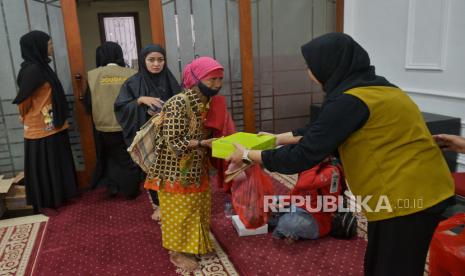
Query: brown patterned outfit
145 87 214 254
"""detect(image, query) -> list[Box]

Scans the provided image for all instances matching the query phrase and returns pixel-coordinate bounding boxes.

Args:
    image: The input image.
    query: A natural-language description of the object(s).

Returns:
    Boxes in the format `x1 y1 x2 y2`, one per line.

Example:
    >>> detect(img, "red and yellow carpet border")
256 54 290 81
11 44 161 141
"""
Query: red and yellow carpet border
0 215 48 276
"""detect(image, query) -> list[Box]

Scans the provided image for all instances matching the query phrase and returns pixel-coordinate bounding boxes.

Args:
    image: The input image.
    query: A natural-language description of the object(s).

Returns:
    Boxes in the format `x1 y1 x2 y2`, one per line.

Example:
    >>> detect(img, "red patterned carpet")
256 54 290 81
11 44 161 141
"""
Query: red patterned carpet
210 175 367 276
3 173 367 276
30 189 236 276
0 215 48 276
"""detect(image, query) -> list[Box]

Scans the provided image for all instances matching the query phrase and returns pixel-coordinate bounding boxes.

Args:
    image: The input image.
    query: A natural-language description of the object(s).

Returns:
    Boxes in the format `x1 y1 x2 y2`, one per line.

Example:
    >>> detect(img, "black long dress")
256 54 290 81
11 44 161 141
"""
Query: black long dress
24 130 78 212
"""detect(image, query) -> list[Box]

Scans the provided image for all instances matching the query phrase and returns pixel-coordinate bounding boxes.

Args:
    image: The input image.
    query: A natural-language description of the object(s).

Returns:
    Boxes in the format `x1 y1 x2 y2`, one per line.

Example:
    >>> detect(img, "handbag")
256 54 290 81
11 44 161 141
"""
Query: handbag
127 93 191 172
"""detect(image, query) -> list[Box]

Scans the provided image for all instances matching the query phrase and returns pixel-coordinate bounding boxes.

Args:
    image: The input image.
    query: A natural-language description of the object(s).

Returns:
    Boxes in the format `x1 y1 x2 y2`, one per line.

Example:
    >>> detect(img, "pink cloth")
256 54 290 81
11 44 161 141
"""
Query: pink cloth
182 56 224 88
204 95 236 192
203 69 224 80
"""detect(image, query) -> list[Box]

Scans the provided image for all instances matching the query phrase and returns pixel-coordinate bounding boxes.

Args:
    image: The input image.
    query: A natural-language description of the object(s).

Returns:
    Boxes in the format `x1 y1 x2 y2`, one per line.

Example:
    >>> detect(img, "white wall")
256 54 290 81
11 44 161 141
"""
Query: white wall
344 0 465 170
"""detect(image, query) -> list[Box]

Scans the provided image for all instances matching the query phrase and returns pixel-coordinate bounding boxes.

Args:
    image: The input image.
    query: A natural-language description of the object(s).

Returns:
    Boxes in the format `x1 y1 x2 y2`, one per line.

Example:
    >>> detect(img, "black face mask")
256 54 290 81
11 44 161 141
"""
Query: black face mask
198 81 221 97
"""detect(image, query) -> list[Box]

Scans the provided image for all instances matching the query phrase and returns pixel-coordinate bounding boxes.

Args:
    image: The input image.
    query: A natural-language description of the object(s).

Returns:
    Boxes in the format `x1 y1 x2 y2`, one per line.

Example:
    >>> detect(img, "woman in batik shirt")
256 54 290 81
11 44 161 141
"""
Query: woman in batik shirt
144 57 224 271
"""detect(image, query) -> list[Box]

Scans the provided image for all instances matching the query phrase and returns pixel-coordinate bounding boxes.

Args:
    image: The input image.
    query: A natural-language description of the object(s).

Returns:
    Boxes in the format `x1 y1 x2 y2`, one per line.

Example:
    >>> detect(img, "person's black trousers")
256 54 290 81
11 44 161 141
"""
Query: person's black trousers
137 169 159 206
149 189 159 206
364 197 454 276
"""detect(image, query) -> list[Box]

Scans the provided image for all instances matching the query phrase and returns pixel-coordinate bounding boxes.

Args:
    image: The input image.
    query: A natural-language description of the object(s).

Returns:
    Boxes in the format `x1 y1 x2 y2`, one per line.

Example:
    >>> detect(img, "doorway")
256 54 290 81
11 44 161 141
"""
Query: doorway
97 12 142 68
76 1 152 72
58 0 162 188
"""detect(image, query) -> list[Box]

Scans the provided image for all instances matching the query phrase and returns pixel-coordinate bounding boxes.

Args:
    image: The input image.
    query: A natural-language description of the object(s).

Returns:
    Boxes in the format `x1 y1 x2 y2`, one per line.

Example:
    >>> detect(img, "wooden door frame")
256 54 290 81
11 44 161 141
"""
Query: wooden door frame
149 0 166 47
61 0 95 188
238 0 256 133
59 0 166 188
336 0 345 33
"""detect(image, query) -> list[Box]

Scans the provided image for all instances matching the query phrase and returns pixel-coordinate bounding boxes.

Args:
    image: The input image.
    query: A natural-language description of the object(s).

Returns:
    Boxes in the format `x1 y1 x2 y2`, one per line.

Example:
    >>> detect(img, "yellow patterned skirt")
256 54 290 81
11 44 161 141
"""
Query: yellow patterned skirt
158 188 213 255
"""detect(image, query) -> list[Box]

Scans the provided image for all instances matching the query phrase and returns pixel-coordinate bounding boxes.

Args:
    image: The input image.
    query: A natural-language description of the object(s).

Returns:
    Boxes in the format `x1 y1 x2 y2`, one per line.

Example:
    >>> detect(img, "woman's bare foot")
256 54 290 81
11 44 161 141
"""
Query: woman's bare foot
151 207 161 221
169 252 199 271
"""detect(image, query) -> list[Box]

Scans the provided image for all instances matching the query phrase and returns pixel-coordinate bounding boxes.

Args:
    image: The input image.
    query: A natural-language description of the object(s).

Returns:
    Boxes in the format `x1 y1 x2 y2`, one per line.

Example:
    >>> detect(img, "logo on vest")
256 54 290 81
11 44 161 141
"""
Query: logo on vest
100 76 128 85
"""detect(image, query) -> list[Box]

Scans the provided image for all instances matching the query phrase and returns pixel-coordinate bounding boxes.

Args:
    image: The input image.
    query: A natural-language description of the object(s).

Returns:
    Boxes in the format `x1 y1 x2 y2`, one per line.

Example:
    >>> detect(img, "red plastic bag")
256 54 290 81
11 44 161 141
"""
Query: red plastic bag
231 164 274 229
429 213 465 276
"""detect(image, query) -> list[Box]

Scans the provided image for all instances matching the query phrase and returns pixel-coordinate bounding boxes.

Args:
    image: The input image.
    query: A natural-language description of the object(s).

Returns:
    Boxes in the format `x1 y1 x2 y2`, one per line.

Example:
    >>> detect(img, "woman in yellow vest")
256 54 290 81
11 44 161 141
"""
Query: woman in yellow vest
85 42 139 199
228 33 455 276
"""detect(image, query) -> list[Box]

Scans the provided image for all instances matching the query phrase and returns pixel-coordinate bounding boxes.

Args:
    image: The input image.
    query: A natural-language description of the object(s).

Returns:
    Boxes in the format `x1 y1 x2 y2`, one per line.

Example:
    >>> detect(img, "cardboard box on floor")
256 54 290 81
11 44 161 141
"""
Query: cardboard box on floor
0 175 14 194
0 175 14 217
0 172 31 217
6 185 29 210
13 172 25 185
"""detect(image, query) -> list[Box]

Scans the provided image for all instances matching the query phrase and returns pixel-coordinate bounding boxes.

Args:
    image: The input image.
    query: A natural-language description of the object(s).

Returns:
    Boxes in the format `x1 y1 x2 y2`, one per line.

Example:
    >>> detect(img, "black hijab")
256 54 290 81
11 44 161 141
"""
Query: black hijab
13 30 68 128
115 44 181 146
96 41 126 67
135 44 180 100
301 33 396 104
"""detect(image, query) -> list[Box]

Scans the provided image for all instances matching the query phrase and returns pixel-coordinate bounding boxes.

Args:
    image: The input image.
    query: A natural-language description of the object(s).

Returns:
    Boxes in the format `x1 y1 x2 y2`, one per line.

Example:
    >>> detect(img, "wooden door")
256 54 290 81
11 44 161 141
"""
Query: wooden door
61 0 95 188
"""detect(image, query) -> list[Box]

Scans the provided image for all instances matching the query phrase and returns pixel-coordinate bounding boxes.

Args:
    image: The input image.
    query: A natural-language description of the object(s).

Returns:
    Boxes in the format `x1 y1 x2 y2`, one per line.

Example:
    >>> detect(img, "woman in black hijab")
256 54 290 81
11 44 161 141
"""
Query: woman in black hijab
228 33 455 276
115 44 181 147
13 30 78 214
300 32 395 103
14 31 68 126
115 44 181 219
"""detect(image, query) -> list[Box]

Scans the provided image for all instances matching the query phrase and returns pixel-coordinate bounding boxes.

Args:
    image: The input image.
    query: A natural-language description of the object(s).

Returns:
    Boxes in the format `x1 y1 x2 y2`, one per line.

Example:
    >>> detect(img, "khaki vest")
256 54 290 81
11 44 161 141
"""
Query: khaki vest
87 65 136 132
339 86 454 221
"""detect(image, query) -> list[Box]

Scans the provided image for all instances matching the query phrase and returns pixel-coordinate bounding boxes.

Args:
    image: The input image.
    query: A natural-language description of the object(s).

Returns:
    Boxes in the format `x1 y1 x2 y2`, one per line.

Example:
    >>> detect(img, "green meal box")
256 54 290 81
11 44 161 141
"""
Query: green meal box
212 132 276 159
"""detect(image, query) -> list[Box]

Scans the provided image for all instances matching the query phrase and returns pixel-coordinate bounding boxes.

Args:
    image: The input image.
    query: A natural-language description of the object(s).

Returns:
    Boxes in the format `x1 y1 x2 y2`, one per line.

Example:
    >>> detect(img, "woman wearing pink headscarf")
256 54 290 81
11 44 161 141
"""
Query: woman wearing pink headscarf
144 57 224 271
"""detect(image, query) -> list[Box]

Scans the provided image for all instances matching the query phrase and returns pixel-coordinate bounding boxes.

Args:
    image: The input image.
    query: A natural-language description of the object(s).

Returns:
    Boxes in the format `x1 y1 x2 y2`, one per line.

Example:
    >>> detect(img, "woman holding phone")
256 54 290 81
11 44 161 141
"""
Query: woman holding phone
115 44 181 218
